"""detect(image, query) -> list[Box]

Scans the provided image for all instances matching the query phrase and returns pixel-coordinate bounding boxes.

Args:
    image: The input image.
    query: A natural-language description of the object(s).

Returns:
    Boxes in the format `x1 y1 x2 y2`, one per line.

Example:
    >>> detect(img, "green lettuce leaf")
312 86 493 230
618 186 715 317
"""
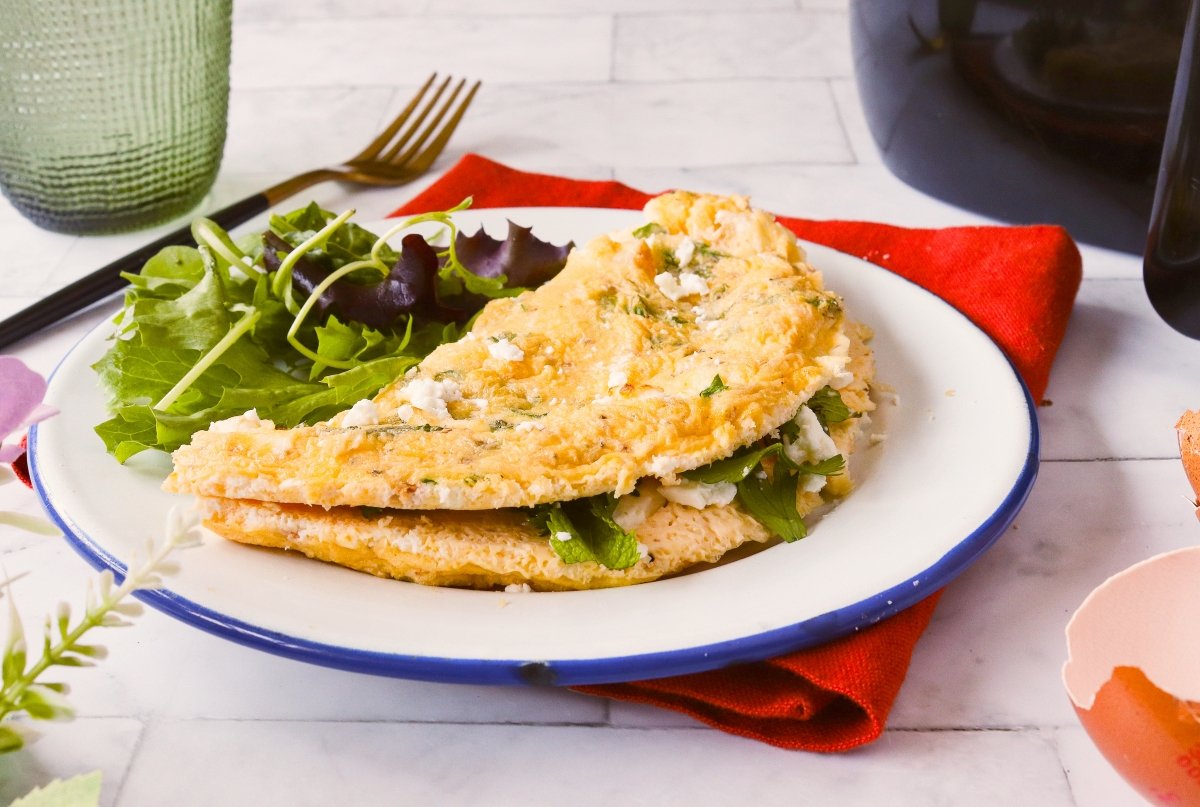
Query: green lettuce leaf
93 202 570 462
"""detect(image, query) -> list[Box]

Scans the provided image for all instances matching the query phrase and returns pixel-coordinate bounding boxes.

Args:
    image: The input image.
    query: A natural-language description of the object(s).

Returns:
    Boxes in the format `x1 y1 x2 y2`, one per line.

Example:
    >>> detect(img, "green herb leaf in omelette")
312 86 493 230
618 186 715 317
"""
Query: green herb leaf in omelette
699 374 728 397
530 496 642 570
794 454 846 478
631 222 665 239
805 385 857 432
735 471 808 543
683 443 794 484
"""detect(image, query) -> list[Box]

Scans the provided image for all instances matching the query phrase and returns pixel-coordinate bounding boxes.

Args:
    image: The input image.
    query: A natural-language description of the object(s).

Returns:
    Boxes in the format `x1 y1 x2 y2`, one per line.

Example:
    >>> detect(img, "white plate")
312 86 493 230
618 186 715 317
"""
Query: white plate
29 207 1037 686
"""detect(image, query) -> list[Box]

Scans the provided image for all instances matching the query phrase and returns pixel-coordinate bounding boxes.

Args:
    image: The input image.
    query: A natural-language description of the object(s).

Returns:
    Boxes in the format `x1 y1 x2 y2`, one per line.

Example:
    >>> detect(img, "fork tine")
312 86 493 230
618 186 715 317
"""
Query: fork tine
347 72 439 164
401 80 482 175
379 76 462 165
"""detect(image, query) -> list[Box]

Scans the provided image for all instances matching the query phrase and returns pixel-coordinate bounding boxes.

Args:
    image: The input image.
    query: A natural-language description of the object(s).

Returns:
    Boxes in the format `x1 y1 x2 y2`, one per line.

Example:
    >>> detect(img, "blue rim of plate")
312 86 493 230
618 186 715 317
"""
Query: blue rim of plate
28 246 1040 688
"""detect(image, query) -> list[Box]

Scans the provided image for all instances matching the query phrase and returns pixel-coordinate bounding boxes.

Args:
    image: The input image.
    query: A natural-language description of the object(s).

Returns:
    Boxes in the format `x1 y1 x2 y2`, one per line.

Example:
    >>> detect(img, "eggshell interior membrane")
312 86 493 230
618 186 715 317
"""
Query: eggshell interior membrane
1063 546 1200 710
1178 410 1200 509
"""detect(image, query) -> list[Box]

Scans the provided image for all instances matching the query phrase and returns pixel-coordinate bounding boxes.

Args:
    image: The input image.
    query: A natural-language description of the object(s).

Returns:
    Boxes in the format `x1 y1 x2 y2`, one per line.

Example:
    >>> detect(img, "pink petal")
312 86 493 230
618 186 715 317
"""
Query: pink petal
19 403 58 430
0 357 48 442
0 442 23 464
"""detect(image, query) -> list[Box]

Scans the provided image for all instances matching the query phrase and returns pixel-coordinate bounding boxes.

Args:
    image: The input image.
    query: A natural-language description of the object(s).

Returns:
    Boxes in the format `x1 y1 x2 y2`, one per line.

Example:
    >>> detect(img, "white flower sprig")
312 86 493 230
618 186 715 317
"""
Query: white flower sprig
0 505 202 752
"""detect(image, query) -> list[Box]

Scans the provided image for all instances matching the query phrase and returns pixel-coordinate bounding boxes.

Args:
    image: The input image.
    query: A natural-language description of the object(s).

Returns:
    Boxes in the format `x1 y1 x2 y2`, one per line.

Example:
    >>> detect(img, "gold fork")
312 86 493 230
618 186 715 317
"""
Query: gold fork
263 73 481 200
0 73 481 349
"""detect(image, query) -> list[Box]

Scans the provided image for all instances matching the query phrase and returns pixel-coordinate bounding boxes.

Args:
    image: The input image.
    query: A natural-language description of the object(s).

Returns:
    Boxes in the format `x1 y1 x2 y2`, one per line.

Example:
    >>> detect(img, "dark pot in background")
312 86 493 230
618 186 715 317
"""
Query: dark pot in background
849 0 1187 255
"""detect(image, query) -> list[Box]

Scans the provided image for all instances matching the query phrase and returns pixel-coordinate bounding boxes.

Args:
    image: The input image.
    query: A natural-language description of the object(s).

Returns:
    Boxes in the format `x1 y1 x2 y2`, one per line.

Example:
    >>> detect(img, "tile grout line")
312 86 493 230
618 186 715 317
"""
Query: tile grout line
70 715 1082 733
1042 456 1178 463
825 77 860 166
109 715 150 807
608 14 618 83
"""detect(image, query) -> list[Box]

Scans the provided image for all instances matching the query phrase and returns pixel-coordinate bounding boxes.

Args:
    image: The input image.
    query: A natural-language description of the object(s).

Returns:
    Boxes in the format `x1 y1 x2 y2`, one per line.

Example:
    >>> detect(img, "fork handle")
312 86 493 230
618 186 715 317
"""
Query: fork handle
0 192 271 350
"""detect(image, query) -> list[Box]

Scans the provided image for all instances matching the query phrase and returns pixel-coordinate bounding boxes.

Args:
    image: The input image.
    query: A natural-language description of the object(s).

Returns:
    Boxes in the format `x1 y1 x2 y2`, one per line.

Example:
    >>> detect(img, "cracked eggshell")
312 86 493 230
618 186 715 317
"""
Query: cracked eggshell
1063 545 1200 805
1179 410 1200 517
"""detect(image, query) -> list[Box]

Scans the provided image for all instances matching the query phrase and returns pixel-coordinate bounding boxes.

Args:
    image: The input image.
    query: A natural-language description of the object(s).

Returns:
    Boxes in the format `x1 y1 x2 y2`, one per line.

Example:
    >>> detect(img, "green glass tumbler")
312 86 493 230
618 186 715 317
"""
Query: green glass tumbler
0 0 232 234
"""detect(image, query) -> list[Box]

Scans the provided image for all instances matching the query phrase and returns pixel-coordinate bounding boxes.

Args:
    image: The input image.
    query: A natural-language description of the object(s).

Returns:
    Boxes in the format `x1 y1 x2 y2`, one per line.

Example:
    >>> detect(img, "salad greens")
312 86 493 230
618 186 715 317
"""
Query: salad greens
93 200 572 462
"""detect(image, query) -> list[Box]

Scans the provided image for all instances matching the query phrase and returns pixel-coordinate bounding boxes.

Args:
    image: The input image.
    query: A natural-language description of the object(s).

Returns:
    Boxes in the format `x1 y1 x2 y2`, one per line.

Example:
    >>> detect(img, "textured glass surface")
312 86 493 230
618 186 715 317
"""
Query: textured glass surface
0 0 232 234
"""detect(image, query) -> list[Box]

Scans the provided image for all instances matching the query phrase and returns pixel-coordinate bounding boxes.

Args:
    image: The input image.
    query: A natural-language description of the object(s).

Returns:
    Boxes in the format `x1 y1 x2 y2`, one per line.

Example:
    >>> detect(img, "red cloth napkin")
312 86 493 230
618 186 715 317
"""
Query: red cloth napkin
390 154 1082 751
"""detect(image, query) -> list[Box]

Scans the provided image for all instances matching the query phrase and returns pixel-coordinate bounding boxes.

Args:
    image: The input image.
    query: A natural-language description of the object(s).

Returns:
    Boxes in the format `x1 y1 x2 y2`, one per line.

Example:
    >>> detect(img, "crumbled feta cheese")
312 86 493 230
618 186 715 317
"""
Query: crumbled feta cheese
514 421 541 433
396 403 414 422
543 345 554 355
504 583 532 593
675 237 696 268
799 474 828 494
209 409 275 433
816 333 854 389
612 482 667 531
340 399 379 428
554 531 573 542
399 378 462 420
608 367 628 389
784 405 840 465
659 479 738 509
654 271 709 301
637 542 651 562
487 338 524 362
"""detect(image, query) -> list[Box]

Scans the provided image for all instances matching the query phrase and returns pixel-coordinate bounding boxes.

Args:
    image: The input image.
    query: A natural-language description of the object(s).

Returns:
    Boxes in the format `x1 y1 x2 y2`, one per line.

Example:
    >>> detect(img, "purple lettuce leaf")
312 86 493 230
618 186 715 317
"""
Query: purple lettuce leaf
270 221 573 329
267 232 439 329
439 221 574 312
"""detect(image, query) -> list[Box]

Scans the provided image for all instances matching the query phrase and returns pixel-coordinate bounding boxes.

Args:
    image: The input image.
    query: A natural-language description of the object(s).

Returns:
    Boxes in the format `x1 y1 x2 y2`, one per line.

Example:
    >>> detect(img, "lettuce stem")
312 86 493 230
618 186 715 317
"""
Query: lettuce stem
191 218 260 277
270 209 357 313
286 259 386 372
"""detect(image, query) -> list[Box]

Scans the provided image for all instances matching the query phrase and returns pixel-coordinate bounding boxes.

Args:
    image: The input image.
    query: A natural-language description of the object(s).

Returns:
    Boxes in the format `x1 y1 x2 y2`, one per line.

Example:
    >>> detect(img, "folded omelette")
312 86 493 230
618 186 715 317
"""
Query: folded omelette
166 192 876 590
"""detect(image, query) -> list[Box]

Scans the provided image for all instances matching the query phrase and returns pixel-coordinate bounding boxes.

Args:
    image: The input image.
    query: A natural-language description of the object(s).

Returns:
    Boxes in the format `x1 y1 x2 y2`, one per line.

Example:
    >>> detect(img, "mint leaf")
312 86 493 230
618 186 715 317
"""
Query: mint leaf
795 454 846 477
683 443 794 484
806 386 856 432
736 472 807 543
700 374 728 397
530 496 641 570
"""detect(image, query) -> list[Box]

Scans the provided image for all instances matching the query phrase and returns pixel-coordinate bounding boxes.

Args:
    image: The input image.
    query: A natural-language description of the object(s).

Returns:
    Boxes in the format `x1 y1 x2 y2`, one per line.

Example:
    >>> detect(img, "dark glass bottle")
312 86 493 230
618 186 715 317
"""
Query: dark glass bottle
1144 0 1200 337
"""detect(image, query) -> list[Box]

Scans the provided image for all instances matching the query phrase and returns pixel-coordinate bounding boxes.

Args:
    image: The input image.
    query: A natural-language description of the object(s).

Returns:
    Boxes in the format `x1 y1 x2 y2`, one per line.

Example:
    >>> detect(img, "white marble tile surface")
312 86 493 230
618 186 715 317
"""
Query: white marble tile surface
231 16 614 89
613 11 852 81
118 721 1074 807
0 0 1186 804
